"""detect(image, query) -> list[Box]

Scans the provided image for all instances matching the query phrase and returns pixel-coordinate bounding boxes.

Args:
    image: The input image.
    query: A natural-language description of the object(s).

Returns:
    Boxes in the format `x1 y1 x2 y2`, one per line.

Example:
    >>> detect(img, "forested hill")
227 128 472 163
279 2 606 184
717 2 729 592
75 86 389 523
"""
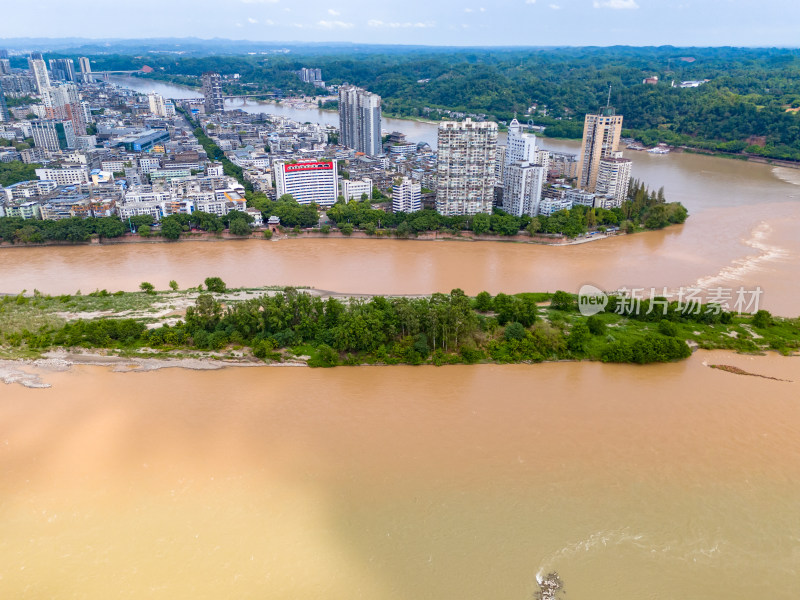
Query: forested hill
74 46 800 160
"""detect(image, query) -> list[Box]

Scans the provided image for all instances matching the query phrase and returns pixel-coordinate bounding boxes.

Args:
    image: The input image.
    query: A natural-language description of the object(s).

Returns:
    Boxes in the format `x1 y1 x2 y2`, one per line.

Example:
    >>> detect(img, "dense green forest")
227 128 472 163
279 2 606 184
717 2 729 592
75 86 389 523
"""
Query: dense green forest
2 284 798 367
78 46 800 160
0 161 40 186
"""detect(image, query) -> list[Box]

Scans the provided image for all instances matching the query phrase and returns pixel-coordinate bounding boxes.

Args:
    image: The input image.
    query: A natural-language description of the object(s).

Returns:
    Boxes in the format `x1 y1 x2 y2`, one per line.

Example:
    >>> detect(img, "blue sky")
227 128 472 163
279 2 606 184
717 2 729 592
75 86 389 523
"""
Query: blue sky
4 0 799 46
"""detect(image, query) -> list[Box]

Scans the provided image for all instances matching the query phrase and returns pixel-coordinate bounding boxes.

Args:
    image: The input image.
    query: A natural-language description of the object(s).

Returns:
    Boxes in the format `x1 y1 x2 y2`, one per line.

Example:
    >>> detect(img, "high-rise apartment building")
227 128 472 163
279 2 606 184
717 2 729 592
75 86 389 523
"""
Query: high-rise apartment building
338 86 382 156
31 119 76 151
28 54 51 94
43 83 86 135
298 68 324 86
78 57 92 83
0 59 11 75
49 58 77 82
202 72 224 114
595 152 632 205
502 118 538 187
503 161 546 217
0 80 8 122
577 108 623 192
392 177 422 214
274 160 338 207
435 118 498 216
148 92 168 117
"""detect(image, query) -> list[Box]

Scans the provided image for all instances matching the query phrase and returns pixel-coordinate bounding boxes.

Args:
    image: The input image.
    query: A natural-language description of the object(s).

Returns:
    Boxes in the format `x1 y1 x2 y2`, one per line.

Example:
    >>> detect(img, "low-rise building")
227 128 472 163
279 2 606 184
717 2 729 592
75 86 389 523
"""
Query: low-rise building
340 177 373 202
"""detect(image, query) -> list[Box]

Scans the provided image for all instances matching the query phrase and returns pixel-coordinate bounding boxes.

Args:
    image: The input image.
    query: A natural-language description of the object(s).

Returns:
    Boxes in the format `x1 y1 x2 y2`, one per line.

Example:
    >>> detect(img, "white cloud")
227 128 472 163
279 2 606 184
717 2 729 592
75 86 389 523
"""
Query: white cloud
247 17 258 23
465 7 473 12
480 7 486 11
525 0 536 4
368 20 434 28
327 8 340 15
549 3 561 8
264 19 275 25
317 20 354 29
593 0 639 8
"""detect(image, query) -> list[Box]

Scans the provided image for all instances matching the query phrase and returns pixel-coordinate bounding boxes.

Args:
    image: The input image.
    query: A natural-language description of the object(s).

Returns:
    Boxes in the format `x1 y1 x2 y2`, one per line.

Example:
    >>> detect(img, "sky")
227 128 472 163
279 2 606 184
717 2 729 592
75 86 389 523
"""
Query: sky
3 0 799 47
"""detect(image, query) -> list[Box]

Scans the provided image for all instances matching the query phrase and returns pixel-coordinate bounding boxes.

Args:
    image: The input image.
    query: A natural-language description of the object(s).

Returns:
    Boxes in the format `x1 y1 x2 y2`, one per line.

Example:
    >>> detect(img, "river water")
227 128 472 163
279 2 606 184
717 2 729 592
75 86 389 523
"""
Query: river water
1 76 799 599
2 351 799 599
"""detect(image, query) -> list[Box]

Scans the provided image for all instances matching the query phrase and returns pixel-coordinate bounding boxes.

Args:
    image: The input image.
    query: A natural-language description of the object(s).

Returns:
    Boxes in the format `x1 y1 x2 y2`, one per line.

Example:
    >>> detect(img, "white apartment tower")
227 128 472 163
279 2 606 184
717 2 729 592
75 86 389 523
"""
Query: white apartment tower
503 161 546 217
338 86 382 156
78 57 92 83
392 177 422 213
502 118 538 187
595 153 632 205
577 108 624 192
148 92 168 117
436 118 498 216
28 53 51 94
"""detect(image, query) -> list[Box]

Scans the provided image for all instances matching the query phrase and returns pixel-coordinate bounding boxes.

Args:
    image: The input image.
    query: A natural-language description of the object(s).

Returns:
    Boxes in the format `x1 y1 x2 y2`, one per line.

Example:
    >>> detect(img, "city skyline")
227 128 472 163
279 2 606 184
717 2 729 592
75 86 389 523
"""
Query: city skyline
2 0 800 47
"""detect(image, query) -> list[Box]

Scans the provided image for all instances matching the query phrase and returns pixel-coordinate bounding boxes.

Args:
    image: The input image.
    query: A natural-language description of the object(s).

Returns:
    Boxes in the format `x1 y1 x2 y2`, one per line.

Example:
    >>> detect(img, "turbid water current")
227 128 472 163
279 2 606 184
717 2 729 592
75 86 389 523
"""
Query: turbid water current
0 77 799 599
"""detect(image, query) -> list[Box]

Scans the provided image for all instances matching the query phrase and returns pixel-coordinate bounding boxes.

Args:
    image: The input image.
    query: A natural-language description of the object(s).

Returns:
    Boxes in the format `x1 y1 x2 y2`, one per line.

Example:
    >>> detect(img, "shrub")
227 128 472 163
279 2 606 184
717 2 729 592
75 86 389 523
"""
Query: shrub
658 319 678 337
504 322 527 341
587 315 605 335
308 343 340 367
752 310 772 329
550 290 574 312
139 281 155 294
204 277 227 293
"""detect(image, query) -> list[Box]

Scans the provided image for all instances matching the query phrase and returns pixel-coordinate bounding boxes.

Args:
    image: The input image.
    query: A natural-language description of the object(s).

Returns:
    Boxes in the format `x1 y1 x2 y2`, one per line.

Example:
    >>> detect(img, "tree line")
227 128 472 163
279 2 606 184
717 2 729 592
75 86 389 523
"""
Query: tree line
83 46 800 160
3 285 705 366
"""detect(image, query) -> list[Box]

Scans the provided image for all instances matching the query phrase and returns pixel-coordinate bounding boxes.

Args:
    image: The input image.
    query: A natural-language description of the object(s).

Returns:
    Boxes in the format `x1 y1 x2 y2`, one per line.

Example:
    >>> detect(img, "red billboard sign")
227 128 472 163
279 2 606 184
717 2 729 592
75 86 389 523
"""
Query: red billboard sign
283 162 333 173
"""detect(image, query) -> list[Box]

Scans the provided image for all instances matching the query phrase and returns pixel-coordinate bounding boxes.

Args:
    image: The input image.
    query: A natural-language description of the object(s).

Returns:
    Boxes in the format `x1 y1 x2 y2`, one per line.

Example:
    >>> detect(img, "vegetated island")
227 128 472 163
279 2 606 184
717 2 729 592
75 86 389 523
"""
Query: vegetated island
1 278 797 371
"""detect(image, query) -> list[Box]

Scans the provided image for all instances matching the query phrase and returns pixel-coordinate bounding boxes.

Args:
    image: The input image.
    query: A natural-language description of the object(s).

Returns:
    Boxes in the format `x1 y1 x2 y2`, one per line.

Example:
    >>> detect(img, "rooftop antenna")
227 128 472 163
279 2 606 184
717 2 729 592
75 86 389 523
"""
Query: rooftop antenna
606 85 612 108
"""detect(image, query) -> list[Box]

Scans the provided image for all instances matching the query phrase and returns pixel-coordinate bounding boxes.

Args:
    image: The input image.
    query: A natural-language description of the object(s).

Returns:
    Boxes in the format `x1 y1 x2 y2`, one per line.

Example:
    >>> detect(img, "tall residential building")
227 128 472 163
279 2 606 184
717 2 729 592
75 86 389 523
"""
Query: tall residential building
43 83 86 135
338 86 382 156
49 58 77 82
202 72 224 114
392 177 422 214
577 108 624 192
298 68 323 86
274 159 338 207
31 119 76 151
0 80 8 122
502 118 537 187
78 57 92 83
148 92 168 117
28 54 51 94
503 161 546 217
0 59 11 75
435 118 498 216
494 145 506 186
595 152 633 205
